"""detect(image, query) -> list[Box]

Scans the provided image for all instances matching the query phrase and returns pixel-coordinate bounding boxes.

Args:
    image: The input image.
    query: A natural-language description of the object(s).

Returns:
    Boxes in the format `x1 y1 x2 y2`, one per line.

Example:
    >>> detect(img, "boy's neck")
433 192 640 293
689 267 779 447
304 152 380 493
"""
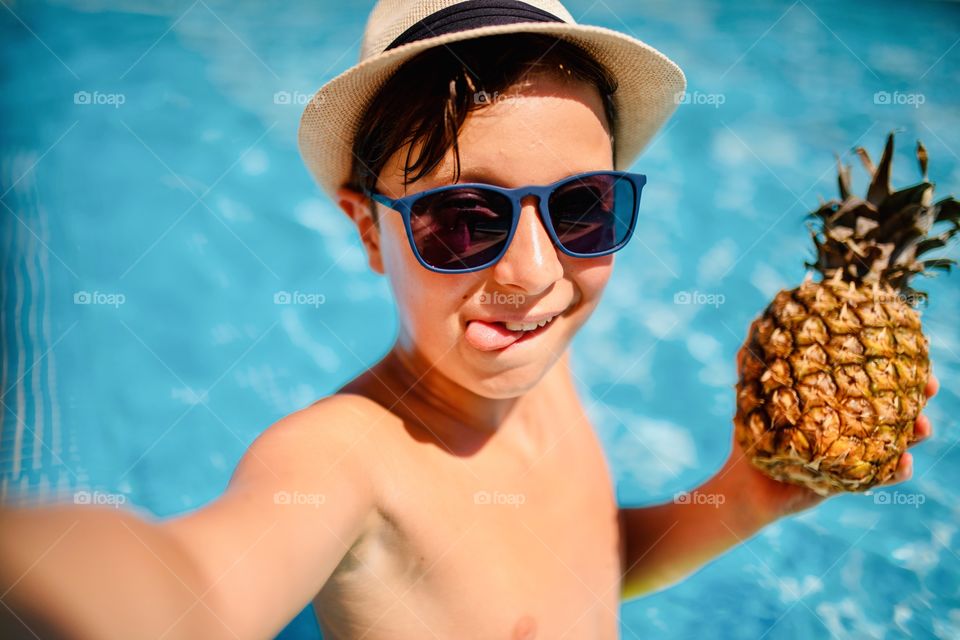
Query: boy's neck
341 340 571 451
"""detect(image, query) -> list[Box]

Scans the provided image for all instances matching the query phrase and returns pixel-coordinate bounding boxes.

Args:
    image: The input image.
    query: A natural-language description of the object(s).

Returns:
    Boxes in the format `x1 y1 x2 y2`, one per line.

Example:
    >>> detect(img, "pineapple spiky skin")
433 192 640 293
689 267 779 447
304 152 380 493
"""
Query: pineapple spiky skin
735 278 929 495
734 131 958 496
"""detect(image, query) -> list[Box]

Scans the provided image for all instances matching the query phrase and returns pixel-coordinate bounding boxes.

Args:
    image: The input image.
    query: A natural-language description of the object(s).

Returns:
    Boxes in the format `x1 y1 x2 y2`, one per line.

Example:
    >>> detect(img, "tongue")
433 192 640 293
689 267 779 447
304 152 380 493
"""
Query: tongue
465 320 524 351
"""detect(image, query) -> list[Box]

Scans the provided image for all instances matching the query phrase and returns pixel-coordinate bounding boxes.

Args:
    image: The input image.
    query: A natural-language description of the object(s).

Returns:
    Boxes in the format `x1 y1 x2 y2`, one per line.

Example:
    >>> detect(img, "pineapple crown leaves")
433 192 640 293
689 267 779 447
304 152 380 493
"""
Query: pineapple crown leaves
804 131 960 305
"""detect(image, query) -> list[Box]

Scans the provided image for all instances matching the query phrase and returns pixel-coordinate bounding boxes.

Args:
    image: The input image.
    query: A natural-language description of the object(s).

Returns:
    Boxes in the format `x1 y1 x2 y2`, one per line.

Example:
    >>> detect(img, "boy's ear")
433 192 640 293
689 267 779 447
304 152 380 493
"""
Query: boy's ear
336 186 384 275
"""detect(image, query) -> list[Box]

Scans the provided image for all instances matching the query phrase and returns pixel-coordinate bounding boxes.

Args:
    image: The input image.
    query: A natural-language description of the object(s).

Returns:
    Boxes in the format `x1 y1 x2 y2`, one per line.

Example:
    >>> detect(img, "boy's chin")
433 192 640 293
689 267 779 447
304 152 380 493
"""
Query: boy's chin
453 352 562 400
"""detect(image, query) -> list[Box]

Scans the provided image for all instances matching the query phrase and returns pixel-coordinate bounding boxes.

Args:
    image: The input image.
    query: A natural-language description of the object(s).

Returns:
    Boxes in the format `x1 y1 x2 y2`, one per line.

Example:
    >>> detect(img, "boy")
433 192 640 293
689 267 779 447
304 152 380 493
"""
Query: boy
0 1 937 638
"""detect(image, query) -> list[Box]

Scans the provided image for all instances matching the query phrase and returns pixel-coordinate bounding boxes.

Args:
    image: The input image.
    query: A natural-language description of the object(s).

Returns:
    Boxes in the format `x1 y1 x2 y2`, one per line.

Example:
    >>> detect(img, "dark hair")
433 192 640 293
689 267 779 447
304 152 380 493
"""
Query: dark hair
347 33 619 222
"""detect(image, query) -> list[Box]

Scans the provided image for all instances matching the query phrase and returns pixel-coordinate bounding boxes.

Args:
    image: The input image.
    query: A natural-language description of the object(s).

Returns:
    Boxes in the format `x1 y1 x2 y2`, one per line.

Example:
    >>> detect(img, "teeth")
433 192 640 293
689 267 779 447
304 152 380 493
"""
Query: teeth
504 315 555 332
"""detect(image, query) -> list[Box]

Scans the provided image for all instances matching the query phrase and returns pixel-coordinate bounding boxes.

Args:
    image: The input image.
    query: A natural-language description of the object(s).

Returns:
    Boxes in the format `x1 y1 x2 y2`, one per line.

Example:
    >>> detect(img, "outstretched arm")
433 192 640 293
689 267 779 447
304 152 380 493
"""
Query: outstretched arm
0 502 221 640
0 395 377 639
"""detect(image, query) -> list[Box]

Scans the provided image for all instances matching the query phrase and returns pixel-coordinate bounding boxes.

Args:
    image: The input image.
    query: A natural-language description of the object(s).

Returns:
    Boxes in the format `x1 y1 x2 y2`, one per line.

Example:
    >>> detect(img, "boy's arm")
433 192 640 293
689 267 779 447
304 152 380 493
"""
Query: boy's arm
0 395 378 640
619 445 915 601
618 452 783 601
0 503 225 639
620 371 938 602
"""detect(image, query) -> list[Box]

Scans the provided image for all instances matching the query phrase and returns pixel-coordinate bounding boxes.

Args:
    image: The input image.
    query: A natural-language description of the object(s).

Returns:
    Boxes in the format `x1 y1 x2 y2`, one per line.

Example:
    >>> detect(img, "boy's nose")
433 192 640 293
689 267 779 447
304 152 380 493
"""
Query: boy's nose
491 195 564 294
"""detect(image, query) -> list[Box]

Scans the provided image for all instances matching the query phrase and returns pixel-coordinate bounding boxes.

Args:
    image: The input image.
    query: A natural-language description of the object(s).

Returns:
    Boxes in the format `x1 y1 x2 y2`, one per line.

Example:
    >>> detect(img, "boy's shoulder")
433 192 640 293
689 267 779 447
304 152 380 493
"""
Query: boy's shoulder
243 391 401 471
280 391 399 442
307 391 396 421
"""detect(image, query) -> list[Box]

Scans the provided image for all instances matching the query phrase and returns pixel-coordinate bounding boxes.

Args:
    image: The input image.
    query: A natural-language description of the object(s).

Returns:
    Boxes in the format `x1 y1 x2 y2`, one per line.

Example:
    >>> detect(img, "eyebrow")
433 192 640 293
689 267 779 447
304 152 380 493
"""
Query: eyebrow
430 167 611 190
450 167 504 186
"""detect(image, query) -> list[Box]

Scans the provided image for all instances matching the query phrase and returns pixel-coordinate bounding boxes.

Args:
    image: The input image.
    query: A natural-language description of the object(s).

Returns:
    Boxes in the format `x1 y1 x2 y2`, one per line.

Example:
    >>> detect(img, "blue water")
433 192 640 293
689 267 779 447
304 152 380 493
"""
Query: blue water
2 1 958 638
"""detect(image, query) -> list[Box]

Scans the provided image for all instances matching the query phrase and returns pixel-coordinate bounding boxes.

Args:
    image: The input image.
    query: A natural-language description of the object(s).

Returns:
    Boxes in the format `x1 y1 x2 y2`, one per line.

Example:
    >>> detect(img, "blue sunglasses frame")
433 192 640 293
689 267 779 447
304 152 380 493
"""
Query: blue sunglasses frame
364 170 647 274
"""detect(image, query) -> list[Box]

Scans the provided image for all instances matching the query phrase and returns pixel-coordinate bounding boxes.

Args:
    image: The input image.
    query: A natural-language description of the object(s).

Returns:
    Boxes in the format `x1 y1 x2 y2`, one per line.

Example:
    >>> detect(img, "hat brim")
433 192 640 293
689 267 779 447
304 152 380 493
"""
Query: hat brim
297 20 686 202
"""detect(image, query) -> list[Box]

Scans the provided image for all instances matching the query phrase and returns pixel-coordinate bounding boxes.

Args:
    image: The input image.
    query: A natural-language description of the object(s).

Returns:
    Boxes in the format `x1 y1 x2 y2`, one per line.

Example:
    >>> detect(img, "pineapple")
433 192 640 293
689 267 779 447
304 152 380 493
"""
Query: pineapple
734 131 959 495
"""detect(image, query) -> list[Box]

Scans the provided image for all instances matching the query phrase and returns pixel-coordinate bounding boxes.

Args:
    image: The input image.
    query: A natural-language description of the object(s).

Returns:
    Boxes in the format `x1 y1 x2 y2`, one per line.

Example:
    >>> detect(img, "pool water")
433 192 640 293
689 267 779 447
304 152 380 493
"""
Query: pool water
2 1 958 638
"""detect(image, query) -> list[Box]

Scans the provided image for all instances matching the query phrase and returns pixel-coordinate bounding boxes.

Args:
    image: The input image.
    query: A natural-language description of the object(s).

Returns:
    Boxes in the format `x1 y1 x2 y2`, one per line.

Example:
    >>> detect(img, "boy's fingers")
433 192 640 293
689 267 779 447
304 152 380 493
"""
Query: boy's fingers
881 452 913 486
924 373 939 399
909 414 932 446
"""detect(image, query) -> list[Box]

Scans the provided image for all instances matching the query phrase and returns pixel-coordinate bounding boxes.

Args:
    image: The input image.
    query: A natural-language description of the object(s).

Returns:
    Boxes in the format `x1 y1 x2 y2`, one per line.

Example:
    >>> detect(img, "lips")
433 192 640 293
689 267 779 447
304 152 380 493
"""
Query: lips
464 310 564 352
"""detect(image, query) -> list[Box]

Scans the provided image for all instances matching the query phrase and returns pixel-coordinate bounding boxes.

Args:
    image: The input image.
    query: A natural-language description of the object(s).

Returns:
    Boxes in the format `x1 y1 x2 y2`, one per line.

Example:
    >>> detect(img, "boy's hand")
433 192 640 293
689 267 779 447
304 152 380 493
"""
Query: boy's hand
729 343 939 526
620 350 938 601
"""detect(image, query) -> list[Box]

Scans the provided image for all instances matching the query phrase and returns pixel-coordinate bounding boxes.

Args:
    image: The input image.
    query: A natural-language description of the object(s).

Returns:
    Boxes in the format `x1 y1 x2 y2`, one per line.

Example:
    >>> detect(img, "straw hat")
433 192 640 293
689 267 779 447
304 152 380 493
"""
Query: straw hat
297 0 686 202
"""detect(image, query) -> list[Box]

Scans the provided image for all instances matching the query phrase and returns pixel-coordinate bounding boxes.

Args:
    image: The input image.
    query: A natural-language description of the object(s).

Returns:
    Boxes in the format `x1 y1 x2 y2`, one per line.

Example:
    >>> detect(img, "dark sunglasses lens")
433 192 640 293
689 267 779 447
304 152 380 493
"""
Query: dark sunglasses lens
408 187 514 271
547 174 637 255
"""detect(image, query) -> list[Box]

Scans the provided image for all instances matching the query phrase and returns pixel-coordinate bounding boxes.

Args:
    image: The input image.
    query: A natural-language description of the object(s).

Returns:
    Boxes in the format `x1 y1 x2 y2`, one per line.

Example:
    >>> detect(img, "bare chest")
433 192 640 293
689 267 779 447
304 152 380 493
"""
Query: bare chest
315 404 622 639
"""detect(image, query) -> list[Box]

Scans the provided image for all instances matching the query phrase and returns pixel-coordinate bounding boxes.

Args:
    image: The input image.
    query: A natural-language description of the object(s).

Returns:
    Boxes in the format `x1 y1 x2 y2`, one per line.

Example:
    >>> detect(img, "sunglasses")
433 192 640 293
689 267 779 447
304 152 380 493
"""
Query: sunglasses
364 170 647 274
